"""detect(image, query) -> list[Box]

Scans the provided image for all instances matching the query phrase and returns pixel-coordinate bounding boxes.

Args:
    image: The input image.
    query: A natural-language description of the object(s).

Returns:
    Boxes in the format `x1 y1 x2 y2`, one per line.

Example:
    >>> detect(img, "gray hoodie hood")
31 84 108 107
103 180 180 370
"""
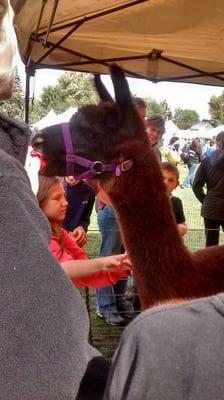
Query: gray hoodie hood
0 112 31 165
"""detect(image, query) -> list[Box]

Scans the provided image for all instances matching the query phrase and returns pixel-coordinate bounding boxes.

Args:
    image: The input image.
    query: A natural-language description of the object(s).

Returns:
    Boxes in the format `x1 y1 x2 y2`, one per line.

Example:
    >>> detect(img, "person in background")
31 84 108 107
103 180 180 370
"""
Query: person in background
63 176 95 247
96 202 134 326
161 161 187 236
180 137 202 188
146 115 165 161
192 131 224 247
203 139 216 158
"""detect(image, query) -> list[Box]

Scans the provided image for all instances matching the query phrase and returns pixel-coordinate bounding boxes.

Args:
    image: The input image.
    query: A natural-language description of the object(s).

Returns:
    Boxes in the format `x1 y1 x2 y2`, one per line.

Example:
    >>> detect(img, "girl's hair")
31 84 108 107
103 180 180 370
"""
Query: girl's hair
37 175 61 206
37 174 64 255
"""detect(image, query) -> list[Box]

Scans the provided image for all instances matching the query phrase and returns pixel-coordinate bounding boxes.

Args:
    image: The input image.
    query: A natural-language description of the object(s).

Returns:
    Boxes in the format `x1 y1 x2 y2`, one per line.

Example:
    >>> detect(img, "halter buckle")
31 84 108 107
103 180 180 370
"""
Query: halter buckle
90 160 104 175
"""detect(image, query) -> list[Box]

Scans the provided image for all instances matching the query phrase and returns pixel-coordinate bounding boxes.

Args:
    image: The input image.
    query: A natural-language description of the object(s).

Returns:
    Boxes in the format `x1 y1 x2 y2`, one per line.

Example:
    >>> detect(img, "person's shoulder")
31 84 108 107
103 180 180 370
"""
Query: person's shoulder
171 195 182 205
0 149 30 186
121 295 224 341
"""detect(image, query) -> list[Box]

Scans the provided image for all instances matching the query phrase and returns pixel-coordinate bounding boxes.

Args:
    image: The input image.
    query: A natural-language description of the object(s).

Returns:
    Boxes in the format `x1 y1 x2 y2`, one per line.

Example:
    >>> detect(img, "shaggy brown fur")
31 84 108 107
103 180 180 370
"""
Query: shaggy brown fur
33 65 224 310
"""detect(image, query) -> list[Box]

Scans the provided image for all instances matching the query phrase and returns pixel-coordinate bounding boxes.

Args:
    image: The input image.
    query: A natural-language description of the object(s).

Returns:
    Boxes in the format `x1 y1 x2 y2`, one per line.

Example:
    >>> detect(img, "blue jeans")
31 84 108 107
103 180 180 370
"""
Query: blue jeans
182 162 198 187
96 204 127 313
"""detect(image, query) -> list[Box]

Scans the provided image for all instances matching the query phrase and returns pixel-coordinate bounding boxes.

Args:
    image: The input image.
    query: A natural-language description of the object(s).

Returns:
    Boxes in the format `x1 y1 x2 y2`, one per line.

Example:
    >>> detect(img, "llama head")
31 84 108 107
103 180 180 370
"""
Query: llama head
32 66 148 193
0 0 16 99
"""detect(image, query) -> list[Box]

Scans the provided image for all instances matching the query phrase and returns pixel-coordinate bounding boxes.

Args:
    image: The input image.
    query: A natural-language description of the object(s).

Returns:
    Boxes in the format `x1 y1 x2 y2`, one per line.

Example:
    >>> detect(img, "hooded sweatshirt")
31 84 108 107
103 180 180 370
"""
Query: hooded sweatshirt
0 114 108 399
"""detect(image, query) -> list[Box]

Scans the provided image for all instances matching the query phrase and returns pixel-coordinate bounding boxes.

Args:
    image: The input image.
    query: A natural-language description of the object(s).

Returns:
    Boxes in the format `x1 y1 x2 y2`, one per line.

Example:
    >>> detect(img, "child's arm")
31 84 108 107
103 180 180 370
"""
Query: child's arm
171 197 187 236
60 253 131 281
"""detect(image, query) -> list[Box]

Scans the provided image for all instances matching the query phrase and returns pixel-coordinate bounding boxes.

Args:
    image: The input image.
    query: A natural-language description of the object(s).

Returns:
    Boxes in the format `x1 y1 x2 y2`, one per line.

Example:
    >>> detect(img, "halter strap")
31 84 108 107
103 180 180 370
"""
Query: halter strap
61 123 133 179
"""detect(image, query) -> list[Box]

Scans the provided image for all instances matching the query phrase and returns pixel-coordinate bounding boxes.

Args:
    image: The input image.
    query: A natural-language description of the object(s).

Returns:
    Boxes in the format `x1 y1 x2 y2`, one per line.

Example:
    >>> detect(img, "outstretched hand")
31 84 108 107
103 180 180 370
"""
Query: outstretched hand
101 253 132 273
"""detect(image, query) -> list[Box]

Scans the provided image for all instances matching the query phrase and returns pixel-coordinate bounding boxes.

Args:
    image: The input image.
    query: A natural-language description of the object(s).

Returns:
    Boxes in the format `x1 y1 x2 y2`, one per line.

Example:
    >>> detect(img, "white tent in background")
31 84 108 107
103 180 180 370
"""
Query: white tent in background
191 121 213 132
55 107 77 124
33 109 57 130
176 129 195 140
203 125 224 139
163 120 180 146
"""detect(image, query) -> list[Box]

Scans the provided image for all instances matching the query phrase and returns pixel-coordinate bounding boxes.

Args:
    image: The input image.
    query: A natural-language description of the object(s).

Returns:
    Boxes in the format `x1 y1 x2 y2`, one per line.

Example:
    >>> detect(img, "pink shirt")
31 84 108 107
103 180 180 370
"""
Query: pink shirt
49 228 127 288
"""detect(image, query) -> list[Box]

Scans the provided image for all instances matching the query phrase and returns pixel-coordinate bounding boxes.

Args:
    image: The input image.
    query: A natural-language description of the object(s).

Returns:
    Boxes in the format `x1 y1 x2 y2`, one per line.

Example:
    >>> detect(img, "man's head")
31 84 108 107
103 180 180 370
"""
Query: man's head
146 115 165 146
161 161 179 195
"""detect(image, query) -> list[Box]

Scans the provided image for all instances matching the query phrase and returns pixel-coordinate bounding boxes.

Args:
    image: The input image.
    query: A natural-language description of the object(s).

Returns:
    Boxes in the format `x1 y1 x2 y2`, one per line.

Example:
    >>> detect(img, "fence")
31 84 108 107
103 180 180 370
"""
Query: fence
82 208 224 361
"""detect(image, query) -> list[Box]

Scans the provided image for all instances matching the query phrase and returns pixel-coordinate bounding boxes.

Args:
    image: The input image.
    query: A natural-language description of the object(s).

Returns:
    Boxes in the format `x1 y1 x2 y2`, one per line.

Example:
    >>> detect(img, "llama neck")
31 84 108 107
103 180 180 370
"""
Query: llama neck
108 144 191 309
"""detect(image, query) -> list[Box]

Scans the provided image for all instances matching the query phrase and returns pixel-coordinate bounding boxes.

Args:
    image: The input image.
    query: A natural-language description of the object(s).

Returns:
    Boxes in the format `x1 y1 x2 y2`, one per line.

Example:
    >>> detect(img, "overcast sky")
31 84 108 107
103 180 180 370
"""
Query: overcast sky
17 58 224 120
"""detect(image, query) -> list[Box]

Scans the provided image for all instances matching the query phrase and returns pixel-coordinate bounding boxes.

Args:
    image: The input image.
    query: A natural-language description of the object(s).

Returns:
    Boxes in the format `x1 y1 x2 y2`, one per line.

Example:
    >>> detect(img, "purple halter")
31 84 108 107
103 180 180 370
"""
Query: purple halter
61 123 133 179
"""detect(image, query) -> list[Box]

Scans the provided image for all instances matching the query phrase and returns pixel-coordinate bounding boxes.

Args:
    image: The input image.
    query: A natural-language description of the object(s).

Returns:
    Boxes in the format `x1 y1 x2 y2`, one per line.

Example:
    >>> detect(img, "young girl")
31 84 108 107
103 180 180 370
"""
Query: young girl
37 174 130 288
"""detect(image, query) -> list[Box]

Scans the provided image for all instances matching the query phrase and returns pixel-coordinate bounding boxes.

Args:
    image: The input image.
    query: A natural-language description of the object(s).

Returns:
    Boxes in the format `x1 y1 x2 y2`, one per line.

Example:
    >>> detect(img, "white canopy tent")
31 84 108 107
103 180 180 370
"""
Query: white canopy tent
12 0 224 86
10 0 224 123
203 125 224 139
33 109 57 130
55 107 78 124
33 107 78 130
163 120 180 146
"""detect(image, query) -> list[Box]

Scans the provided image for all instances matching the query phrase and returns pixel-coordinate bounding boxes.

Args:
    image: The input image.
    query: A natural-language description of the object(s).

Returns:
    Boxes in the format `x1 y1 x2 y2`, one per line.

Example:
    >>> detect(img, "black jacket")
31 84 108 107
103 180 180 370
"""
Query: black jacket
63 181 95 232
192 149 224 220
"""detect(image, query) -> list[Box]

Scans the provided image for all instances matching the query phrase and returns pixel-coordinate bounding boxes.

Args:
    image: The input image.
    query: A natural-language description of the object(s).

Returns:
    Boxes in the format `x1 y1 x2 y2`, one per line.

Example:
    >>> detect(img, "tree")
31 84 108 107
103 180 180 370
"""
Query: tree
143 97 172 120
160 100 173 120
173 107 200 129
0 68 24 120
208 92 224 126
35 72 99 117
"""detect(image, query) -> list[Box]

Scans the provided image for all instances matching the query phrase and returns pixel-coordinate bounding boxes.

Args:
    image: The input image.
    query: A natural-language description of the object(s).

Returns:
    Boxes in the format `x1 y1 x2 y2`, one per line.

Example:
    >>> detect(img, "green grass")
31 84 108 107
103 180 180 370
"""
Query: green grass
82 163 224 361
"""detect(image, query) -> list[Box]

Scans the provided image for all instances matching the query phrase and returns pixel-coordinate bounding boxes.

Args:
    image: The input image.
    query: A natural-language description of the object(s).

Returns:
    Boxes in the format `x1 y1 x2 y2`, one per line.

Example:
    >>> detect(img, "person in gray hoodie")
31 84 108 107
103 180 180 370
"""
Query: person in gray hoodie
0 113 108 399
193 131 224 246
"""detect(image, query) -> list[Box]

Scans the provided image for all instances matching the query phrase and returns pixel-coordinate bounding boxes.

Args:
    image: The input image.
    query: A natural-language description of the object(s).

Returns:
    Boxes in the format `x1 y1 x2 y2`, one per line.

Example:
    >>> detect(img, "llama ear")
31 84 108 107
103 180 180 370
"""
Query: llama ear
110 64 135 115
94 74 114 103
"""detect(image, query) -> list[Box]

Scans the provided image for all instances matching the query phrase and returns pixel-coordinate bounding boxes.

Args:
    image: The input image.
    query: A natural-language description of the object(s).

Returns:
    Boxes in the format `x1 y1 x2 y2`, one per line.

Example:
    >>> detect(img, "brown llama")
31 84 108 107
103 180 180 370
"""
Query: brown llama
32 65 224 310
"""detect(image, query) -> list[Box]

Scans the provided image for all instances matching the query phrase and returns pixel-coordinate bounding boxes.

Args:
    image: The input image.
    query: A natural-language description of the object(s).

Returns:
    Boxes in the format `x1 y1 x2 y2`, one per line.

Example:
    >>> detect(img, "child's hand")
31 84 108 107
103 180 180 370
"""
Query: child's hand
69 226 87 247
177 223 187 236
101 254 132 272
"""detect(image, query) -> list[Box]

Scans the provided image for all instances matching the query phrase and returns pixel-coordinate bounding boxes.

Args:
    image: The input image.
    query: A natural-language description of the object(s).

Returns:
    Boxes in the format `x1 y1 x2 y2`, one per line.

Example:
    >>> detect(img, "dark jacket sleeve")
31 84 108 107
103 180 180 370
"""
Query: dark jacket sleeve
192 163 206 204
80 194 95 232
171 197 186 224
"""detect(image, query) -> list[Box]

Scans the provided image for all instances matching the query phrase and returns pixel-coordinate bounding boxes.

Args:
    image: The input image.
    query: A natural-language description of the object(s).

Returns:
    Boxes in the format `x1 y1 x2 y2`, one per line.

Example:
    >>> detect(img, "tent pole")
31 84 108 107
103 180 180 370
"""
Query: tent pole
24 68 30 124
25 65 36 124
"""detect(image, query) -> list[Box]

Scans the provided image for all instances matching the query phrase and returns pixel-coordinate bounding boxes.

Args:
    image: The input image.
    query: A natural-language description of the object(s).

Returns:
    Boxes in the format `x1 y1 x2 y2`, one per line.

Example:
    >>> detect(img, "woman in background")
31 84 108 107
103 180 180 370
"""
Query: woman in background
181 137 202 188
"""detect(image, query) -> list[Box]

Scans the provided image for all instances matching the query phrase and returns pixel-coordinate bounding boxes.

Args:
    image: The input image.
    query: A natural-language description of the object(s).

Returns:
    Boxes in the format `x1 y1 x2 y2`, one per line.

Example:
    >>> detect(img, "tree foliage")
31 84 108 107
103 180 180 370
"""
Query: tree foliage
0 68 24 121
30 72 99 123
173 107 200 129
208 92 224 126
143 97 172 120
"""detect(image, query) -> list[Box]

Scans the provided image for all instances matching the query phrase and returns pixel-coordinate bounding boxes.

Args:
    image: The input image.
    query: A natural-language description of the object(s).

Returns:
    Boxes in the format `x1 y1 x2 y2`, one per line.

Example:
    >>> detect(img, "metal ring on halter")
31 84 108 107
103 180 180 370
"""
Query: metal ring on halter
90 160 104 175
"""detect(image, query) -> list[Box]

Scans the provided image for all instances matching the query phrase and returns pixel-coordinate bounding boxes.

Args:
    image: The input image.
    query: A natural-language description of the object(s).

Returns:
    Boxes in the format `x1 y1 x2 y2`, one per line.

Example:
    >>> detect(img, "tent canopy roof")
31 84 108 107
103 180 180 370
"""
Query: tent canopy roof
11 0 224 86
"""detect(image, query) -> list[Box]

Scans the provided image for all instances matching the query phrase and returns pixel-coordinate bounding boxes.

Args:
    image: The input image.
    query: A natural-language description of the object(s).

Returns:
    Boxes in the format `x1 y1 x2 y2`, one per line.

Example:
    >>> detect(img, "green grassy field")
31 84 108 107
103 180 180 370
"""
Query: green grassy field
82 163 224 361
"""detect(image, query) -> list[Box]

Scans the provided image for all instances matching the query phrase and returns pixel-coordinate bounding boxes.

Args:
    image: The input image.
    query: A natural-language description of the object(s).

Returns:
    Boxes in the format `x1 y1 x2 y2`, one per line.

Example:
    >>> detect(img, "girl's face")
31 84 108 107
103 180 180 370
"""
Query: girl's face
41 182 68 224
